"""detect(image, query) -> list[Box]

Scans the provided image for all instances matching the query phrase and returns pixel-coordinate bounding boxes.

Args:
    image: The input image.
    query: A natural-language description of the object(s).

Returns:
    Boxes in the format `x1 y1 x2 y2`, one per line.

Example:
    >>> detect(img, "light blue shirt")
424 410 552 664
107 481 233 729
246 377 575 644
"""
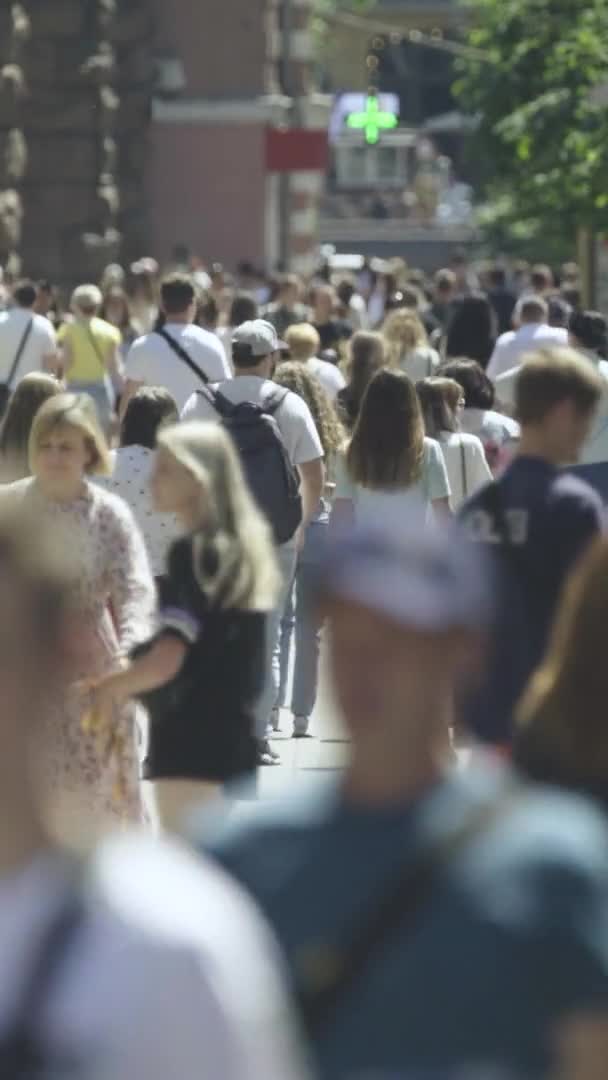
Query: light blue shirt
334 437 450 520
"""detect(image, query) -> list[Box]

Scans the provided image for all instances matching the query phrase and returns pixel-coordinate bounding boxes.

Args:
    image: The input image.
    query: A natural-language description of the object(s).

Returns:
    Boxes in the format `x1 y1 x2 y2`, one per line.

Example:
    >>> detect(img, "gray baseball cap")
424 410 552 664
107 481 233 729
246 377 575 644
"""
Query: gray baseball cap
232 319 287 357
316 508 494 632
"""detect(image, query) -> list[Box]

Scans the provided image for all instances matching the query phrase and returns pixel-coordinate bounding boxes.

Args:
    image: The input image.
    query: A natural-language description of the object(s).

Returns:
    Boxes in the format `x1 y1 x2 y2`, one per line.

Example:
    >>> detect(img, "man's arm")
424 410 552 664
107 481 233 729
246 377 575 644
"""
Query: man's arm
297 457 324 528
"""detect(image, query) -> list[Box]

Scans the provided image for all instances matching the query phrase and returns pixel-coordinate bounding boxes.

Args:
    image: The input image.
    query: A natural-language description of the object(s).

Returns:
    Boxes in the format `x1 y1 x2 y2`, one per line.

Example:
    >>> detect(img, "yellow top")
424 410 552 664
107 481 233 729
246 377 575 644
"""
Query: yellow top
59 317 121 382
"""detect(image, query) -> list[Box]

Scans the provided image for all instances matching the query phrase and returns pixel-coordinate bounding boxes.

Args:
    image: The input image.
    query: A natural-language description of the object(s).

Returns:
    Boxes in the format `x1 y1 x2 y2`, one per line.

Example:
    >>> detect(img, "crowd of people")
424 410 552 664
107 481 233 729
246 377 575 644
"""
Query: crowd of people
2 248 608 1077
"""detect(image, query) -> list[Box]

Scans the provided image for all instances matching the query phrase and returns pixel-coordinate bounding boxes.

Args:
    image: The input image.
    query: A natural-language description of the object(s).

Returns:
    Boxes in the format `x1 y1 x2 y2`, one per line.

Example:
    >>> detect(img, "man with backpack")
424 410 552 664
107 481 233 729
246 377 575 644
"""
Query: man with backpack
459 347 604 748
182 319 324 765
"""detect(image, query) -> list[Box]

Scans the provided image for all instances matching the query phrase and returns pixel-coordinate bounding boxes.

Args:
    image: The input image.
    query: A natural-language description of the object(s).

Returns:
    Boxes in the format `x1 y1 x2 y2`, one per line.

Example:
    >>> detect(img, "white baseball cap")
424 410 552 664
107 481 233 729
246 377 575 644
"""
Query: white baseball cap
232 319 287 357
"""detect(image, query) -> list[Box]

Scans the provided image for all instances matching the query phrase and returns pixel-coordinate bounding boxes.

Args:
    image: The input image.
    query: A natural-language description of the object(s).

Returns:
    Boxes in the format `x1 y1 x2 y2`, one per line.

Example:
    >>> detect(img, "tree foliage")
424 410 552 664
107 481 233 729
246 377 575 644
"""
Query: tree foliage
454 0 608 249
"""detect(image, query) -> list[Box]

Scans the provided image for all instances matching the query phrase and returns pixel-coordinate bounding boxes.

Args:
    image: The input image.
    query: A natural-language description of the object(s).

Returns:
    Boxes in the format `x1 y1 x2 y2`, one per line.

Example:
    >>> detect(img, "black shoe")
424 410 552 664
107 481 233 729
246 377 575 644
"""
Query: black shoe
256 739 281 766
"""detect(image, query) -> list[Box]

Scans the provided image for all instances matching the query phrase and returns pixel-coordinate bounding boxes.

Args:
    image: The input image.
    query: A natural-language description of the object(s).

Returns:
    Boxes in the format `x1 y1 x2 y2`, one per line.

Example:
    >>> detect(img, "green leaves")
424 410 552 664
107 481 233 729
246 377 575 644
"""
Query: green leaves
456 0 608 251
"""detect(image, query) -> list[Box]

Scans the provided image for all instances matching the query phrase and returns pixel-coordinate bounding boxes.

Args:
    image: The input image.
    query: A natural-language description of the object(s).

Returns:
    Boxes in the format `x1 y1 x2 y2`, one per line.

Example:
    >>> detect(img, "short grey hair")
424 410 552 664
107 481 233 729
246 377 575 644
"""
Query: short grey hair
71 284 103 315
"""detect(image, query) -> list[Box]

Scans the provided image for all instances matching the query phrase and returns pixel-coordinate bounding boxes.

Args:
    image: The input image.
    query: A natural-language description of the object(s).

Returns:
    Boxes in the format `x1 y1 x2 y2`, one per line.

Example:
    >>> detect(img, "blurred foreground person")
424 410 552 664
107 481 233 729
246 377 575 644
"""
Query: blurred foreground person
199 514 608 1079
516 536 608 808
0 507 308 1080
460 349 603 748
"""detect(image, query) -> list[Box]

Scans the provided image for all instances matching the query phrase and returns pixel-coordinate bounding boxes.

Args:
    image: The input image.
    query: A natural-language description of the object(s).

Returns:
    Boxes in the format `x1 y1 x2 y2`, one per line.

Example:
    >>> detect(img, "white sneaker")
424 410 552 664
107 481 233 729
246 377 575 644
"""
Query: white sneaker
292 716 310 739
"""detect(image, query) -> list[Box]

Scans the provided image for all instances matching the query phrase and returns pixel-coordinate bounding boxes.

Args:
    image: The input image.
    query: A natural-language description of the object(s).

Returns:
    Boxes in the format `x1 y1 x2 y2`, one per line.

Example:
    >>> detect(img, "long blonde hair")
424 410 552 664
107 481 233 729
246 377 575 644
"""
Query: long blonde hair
382 309 428 368
158 421 279 611
518 537 608 777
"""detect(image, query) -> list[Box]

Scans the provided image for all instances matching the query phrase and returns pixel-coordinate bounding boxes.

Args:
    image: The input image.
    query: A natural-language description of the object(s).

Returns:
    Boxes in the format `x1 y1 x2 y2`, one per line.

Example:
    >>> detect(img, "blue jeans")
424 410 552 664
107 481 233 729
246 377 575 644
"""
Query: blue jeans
278 521 326 719
253 543 298 741
68 379 113 435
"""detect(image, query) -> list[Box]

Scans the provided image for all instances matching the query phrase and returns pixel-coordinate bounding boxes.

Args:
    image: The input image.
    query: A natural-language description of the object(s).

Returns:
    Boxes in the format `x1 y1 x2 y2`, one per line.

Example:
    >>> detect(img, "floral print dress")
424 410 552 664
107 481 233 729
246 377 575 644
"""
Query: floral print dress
5 478 155 826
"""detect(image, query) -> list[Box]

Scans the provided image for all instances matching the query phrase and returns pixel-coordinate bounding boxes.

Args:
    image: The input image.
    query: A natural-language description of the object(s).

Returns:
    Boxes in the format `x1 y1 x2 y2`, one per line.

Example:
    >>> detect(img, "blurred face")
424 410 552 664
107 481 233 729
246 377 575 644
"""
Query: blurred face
152 447 206 523
104 293 126 326
315 290 334 321
33 423 91 495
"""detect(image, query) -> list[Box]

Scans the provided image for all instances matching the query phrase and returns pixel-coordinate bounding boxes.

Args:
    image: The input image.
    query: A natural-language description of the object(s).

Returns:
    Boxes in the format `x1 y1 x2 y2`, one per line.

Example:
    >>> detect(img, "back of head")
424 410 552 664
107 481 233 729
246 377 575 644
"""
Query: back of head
489 265 506 289
515 347 603 426
348 331 385 399
229 292 258 328
13 279 37 310
531 263 554 293
120 386 179 450
347 368 425 489
446 293 495 362
516 295 548 325
160 273 196 318
434 268 456 296
382 309 427 357
416 377 461 438
71 283 103 318
568 309 608 355
274 360 343 457
285 322 320 362
0 372 63 470
440 358 495 411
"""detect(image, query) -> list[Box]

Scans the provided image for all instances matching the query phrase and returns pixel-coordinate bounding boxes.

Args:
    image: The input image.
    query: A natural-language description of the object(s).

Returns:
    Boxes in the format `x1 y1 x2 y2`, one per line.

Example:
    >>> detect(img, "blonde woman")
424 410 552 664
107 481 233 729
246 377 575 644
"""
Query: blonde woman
90 421 279 831
58 284 124 433
382 309 440 381
4 393 155 827
0 371 63 482
285 322 346 401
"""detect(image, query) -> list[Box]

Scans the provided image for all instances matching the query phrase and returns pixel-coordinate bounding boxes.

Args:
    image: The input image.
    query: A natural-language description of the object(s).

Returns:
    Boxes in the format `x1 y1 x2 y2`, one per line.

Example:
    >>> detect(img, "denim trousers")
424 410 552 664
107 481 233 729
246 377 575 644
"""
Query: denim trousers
253 543 298 741
278 521 326 719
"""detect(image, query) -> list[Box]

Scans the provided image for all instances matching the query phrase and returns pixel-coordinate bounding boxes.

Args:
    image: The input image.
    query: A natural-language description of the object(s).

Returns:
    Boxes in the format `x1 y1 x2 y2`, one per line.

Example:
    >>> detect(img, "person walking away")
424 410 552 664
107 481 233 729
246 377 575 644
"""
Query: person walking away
274 362 344 738
516 535 608 811
3 393 155 830
567 309 608 500
416 377 491 510
459 348 604 750
332 368 451 530
444 293 496 369
312 284 353 354
89 421 280 832
0 280 58 413
440 358 520 473
100 286 139 359
335 331 385 432
0 506 308 1080
218 292 258 371
123 273 231 414
182 320 324 766
285 323 346 401
0 372 63 482
430 267 457 330
487 295 567 383
198 512 608 1080
264 274 309 337
487 264 517 335
96 387 182 585
59 285 123 435
382 308 440 381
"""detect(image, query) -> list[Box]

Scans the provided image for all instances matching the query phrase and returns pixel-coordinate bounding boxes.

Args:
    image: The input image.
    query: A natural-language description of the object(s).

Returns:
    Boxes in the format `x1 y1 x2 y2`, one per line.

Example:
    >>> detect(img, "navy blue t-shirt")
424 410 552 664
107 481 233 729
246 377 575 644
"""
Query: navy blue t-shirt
199 765 608 1080
459 456 603 744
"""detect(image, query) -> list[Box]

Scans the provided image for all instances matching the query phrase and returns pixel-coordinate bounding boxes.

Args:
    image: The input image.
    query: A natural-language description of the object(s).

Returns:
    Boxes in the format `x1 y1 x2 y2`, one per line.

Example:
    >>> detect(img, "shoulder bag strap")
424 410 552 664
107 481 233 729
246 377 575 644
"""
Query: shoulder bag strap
296 784 520 1037
6 317 34 389
460 438 468 500
156 328 209 387
83 321 107 372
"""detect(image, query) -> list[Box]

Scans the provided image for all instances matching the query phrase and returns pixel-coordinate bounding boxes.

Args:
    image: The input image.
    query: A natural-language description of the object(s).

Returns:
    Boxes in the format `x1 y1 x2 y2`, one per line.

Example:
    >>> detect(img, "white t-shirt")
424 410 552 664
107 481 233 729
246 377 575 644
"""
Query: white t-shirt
437 431 492 509
0 838 307 1080
335 437 450 521
578 352 608 466
125 323 231 410
0 307 56 385
182 375 324 467
398 346 441 383
487 323 568 382
305 356 346 401
97 446 182 577
460 407 520 474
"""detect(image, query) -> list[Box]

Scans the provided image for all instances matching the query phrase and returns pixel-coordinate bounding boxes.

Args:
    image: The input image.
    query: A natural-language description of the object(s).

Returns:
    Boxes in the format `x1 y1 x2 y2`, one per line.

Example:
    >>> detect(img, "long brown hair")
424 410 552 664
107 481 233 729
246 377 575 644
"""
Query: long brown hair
346 368 425 489
518 537 608 777
0 373 64 479
274 361 343 457
338 331 385 431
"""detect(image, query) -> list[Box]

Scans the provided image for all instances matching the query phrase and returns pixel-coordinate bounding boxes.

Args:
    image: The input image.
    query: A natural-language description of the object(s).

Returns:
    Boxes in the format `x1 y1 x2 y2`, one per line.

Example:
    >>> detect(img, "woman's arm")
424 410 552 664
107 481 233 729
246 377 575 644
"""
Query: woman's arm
106 500 156 656
94 635 186 706
105 344 125 394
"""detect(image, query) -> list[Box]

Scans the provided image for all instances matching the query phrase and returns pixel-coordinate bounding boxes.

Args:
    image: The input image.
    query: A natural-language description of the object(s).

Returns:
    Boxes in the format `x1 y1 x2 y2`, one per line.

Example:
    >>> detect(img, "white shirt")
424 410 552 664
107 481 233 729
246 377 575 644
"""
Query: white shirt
487 323 568 382
97 446 182 577
182 375 324 467
305 356 346 401
437 432 492 509
335 437 451 521
578 351 608 466
125 323 231 410
399 346 441 383
0 838 308 1080
0 307 56 386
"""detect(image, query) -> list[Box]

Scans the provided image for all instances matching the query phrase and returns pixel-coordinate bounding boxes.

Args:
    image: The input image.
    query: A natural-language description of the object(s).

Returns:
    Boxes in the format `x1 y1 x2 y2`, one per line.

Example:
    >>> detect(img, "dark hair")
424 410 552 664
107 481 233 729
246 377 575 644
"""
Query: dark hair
229 293 258 327
14 280 37 308
515 348 602 425
160 273 196 316
416 377 460 438
347 369 425 489
120 386 179 450
547 296 571 329
337 331 385 429
562 285 582 311
568 309 608 354
531 263 553 292
445 293 496 368
519 296 548 323
440 358 495 410
232 342 258 369
489 266 506 289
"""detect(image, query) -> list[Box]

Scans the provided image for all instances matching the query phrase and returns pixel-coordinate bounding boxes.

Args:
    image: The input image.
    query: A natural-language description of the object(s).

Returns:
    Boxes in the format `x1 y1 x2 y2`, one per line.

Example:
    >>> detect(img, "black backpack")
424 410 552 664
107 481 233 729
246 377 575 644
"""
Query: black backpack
197 386 302 545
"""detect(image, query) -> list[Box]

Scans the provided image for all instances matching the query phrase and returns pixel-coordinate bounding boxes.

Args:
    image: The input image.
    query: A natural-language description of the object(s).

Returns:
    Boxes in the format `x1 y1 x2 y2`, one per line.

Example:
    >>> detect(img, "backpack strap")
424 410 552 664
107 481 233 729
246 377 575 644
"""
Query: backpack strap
263 387 290 417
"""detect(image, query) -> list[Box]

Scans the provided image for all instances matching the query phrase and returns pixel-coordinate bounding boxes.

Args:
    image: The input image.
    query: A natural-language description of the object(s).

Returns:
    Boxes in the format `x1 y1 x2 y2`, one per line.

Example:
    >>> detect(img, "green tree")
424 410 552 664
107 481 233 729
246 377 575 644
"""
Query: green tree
454 0 608 254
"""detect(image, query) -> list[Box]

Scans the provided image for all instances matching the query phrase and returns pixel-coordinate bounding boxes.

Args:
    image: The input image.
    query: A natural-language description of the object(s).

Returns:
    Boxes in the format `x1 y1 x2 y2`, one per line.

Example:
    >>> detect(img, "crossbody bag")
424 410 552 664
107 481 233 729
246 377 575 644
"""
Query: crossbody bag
155 328 210 387
0 317 34 417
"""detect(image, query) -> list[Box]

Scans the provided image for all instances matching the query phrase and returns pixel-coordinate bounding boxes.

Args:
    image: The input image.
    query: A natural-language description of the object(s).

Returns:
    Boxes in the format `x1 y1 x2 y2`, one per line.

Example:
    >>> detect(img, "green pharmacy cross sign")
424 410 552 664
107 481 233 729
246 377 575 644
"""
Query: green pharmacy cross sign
347 95 398 145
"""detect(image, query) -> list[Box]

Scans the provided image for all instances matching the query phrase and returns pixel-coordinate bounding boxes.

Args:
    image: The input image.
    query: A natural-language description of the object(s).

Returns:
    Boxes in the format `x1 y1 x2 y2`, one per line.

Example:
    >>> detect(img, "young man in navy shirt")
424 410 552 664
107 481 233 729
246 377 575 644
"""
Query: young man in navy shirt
460 346 604 747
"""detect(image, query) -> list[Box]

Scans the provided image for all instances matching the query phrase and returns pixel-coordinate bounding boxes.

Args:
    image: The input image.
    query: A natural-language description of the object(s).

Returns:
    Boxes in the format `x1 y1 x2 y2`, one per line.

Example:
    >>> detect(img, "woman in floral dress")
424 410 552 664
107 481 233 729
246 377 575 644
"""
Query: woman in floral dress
4 392 155 828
